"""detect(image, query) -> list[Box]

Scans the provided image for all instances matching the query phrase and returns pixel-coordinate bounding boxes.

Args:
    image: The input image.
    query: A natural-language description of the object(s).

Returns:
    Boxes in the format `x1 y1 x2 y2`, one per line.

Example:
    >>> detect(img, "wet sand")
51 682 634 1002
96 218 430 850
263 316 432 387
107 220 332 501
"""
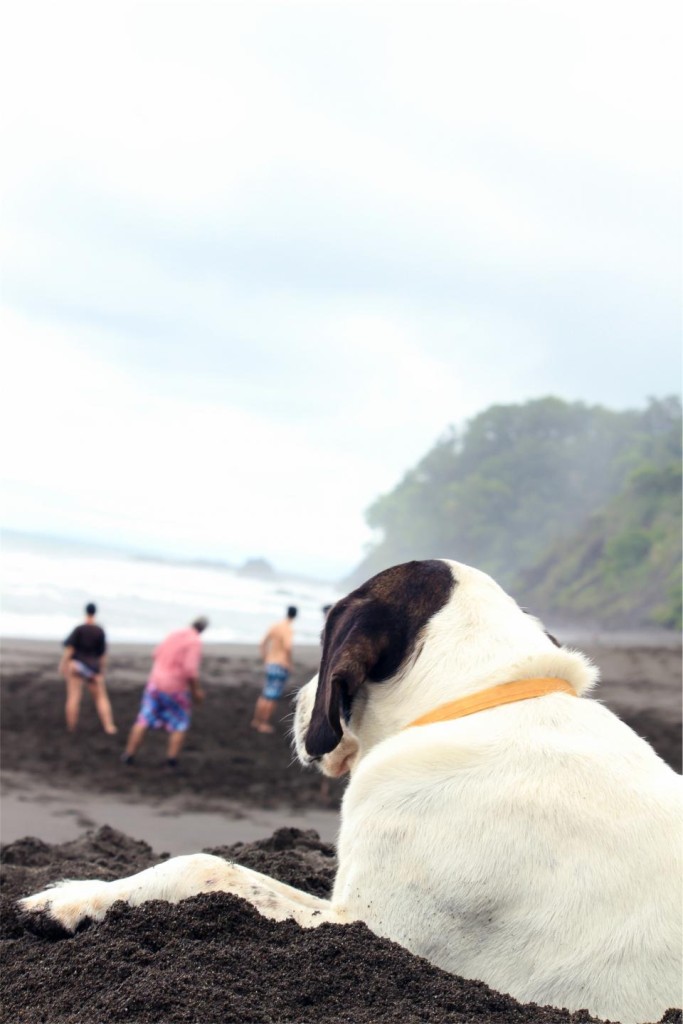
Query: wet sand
1 770 339 851
1 636 681 1024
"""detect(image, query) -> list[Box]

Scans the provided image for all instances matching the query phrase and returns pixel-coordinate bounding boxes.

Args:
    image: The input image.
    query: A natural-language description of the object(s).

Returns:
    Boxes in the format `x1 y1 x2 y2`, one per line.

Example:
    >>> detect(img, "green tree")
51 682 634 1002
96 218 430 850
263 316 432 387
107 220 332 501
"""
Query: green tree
348 395 681 630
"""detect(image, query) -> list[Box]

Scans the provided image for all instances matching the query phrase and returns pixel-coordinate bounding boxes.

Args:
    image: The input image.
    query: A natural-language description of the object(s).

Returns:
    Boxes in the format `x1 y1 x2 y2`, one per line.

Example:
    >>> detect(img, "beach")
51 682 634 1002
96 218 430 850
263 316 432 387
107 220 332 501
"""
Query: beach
1 636 681 1024
0 640 343 848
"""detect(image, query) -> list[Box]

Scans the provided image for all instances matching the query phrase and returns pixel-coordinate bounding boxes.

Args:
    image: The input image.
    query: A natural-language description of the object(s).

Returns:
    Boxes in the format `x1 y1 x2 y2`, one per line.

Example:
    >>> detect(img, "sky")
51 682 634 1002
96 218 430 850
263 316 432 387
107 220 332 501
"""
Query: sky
1 0 681 579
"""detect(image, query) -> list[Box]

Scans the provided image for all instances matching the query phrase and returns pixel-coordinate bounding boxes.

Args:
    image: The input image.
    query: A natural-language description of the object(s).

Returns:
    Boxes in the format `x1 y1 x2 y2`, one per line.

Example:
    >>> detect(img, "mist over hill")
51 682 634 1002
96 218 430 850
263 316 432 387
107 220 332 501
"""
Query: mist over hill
347 396 681 630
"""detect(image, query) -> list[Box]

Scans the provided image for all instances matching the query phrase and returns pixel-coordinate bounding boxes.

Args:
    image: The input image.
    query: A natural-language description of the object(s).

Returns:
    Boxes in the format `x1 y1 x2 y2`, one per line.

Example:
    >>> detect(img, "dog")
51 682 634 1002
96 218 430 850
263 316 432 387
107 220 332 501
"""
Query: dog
20 559 682 1023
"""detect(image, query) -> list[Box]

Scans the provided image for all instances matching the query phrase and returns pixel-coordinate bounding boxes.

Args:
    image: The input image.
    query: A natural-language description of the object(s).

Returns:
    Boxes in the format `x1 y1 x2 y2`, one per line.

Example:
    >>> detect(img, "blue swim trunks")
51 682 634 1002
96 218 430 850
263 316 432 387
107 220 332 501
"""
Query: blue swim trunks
263 664 289 701
136 685 192 733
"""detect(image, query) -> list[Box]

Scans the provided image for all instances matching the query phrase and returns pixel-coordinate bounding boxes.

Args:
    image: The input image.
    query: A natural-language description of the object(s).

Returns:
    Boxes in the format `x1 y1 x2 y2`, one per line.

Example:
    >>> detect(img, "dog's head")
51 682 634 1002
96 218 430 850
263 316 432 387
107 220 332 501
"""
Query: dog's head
298 559 454 773
294 558 598 777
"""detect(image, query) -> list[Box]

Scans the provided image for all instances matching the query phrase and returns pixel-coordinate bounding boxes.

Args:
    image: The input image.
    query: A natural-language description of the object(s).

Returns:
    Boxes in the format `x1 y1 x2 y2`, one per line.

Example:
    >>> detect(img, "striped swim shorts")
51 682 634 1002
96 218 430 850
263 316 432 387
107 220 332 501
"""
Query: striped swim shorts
72 659 99 681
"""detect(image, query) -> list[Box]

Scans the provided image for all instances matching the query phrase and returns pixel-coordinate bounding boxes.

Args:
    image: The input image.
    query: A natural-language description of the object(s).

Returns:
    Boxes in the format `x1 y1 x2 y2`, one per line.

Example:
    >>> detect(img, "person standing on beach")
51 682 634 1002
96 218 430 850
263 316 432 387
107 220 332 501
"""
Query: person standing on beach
60 603 117 735
251 606 297 734
121 616 209 768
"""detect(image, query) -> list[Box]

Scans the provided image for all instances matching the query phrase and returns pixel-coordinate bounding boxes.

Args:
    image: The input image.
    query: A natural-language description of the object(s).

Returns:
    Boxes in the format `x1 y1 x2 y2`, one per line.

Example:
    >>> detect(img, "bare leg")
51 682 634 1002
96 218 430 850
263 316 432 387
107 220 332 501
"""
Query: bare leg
166 730 186 761
123 722 148 758
250 696 264 728
251 696 276 733
87 677 117 734
65 667 84 732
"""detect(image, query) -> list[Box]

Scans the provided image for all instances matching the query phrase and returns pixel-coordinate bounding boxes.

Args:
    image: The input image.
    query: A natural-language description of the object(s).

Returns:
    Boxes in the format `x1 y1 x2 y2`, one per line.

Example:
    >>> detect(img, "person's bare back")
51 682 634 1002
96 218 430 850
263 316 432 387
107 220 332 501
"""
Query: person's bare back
261 619 293 669
252 607 298 733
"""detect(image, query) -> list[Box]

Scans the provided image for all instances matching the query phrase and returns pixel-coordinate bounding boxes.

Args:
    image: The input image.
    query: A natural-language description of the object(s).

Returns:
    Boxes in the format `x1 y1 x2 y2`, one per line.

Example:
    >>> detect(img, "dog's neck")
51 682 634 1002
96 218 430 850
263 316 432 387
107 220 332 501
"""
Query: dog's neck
350 607 599 761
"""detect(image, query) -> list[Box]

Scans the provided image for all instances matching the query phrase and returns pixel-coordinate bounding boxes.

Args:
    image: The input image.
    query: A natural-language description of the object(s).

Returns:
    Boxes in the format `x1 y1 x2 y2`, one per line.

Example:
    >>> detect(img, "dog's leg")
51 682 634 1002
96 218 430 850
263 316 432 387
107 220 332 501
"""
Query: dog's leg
19 854 352 934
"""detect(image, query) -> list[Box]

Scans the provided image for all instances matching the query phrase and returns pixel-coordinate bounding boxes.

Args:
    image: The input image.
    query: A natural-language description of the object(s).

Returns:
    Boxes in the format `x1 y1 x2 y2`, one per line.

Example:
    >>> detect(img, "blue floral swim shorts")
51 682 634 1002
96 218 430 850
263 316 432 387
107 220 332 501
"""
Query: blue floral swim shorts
136 685 191 733
262 664 289 701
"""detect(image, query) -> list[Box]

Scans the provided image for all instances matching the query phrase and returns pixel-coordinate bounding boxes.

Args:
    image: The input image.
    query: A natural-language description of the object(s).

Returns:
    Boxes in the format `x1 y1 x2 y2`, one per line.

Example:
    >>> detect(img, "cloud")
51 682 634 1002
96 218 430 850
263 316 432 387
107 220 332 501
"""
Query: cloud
0 0 680 574
0 306 395 576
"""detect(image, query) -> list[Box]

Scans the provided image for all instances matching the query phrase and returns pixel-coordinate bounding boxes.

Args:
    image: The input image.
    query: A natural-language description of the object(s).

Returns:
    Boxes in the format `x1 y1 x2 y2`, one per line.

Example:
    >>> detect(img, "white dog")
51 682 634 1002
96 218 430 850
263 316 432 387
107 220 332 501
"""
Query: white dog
20 560 682 1023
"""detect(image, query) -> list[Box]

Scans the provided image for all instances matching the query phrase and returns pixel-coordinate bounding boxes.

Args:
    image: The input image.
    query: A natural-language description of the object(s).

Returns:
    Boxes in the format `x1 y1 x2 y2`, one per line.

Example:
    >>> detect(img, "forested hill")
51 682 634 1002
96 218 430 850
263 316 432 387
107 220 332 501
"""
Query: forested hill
347 396 682 630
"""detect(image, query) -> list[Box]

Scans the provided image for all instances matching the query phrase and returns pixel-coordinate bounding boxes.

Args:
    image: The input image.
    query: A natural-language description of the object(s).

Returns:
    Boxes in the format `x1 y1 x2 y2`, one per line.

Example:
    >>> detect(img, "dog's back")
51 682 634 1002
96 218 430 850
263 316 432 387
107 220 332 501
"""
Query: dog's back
334 692 682 1024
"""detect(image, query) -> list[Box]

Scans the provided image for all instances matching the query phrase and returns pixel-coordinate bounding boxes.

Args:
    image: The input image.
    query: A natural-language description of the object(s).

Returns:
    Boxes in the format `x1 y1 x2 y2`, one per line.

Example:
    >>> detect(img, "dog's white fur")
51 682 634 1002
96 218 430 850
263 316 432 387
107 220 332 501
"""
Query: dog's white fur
20 560 682 1023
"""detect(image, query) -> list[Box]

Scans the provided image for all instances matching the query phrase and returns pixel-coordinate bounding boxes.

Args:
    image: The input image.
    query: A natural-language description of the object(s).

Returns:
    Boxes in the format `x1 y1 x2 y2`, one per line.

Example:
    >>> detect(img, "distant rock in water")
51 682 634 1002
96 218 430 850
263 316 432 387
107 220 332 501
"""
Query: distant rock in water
237 557 276 579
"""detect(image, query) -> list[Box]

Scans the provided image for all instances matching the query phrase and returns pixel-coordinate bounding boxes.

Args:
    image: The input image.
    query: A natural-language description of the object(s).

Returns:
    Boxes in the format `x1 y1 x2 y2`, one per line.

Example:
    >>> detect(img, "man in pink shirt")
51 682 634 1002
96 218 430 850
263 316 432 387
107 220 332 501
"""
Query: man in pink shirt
121 616 209 768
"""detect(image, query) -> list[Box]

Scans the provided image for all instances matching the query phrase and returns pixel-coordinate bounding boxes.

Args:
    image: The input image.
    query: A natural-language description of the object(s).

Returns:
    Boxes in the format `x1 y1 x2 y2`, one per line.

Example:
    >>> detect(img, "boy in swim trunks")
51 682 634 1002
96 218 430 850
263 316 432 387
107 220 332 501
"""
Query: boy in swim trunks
121 616 209 767
251 606 297 734
60 602 117 735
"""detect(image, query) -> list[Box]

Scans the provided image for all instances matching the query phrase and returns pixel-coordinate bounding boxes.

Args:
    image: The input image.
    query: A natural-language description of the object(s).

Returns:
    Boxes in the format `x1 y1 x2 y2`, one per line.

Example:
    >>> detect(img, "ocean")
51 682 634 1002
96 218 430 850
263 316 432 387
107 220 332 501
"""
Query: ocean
0 531 340 645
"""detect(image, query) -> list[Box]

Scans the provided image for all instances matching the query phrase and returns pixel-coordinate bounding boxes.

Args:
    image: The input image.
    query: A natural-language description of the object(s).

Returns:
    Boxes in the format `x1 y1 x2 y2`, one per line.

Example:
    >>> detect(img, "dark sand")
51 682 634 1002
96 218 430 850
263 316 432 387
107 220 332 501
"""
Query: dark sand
1 638 681 1024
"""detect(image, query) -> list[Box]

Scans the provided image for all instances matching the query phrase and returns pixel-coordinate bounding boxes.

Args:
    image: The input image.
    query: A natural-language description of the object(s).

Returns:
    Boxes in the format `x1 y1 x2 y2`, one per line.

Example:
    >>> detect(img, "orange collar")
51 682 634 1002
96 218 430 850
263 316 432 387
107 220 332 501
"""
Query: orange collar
406 677 576 729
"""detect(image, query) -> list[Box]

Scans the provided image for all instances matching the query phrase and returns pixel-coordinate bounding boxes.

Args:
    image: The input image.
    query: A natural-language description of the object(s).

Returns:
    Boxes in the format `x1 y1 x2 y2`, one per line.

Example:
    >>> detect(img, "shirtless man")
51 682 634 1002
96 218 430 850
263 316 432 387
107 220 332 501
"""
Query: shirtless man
250 606 297 734
60 602 117 735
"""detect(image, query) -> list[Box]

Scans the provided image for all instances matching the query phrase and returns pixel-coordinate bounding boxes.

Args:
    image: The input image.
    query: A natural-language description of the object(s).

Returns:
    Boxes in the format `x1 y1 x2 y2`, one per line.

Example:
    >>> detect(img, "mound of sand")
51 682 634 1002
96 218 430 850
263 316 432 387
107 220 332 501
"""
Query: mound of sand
3 826 680 1024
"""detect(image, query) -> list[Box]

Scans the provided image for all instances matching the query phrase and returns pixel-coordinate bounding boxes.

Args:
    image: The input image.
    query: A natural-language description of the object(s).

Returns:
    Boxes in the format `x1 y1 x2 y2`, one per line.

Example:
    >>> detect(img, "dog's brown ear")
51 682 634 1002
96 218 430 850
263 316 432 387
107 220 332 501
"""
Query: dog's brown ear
305 600 390 757
305 560 455 758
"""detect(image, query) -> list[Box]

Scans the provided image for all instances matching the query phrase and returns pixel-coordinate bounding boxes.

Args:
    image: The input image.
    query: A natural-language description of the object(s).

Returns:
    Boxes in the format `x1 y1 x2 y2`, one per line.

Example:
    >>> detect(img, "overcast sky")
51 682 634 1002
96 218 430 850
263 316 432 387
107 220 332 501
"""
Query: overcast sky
1 0 680 578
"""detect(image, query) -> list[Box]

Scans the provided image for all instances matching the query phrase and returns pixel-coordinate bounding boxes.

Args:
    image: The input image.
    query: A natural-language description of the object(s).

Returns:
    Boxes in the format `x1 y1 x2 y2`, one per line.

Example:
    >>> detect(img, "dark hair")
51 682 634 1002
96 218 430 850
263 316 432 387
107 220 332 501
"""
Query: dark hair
322 604 333 618
85 602 97 616
192 616 209 633
287 606 298 619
